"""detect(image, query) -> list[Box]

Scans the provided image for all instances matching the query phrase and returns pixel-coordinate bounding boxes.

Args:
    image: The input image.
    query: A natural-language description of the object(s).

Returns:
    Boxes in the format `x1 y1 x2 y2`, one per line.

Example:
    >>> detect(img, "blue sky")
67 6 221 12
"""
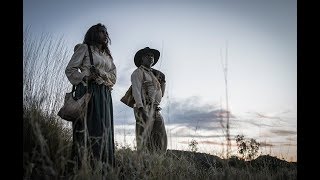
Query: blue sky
24 0 297 161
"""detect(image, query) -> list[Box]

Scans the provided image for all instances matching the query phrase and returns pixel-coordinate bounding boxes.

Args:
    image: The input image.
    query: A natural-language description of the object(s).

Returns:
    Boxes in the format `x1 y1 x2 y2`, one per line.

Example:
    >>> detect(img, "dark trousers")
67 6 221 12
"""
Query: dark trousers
134 105 167 153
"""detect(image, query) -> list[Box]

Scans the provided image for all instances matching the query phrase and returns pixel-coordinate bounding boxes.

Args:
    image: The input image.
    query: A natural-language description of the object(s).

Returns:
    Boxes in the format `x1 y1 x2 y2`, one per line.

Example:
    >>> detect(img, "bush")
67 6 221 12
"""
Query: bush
235 135 260 161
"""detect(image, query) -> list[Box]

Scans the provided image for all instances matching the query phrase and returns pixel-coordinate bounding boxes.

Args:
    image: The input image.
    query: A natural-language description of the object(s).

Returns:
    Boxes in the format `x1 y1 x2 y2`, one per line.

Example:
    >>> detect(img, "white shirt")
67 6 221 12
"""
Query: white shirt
131 66 162 108
65 43 117 88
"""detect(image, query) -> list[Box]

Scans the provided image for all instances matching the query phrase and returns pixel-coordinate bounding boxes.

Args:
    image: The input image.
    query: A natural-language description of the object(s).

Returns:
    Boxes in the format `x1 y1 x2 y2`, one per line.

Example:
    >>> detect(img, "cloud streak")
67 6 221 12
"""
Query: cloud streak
164 97 234 130
270 129 297 136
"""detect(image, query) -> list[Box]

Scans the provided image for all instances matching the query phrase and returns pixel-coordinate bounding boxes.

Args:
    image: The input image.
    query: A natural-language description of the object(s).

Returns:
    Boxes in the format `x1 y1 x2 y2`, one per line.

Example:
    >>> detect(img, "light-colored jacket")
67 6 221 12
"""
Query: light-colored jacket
131 66 162 108
65 43 116 88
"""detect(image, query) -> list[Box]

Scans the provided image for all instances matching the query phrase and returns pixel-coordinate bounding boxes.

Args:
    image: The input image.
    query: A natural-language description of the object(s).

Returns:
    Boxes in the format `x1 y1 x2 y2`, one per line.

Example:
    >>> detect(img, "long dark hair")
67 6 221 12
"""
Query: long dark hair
83 23 113 59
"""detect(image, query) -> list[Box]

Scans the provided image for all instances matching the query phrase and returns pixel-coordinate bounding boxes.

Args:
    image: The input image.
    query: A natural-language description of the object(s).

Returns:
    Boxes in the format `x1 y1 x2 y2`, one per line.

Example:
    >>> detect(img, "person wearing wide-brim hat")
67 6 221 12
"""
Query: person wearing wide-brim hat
130 47 167 153
134 47 160 67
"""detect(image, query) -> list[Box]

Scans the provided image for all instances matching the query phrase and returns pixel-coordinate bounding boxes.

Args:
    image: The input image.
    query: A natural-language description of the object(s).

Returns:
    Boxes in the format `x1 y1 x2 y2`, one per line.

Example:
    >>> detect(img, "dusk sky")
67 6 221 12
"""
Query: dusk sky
24 0 297 161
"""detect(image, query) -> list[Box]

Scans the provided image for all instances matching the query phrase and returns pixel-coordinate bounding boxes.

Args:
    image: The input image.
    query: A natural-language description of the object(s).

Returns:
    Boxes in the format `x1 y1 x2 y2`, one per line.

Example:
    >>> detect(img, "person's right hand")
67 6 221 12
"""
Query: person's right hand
83 73 99 82
138 107 148 121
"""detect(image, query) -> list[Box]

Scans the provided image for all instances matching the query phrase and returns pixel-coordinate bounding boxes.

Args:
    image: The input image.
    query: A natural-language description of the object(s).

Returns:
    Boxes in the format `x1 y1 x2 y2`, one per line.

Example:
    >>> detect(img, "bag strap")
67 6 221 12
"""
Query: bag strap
141 70 149 96
142 70 146 81
86 43 94 66
71 43 94 93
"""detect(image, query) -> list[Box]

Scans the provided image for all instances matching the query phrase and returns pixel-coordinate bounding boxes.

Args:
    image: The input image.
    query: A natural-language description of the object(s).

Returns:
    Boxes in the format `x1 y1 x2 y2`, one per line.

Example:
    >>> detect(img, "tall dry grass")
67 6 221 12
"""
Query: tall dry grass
23 26 71 114
23 27 73 178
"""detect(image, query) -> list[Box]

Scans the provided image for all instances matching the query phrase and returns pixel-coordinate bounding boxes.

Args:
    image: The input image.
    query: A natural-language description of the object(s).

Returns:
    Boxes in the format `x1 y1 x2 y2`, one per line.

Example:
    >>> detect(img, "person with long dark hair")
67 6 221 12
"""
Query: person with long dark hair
65 23 116 173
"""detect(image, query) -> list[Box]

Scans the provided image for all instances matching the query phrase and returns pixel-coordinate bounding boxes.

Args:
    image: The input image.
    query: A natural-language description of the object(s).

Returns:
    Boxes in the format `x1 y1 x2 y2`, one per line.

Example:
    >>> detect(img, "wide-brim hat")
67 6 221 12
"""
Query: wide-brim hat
134 47 160 67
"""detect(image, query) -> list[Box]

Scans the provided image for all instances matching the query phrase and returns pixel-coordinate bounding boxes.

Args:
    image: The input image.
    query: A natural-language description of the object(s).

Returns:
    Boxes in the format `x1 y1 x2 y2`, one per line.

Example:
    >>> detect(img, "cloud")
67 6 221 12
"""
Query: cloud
233 111 296 130
259 142 274 147
246 111 294 125
164 97 235 131
197 140 226 145
258 128 296 138
281 143 297 147
269 129 297 136
179 140 239 147
259 141 296 147
112 96 238 141
114 96 235 129
286 136 297 141
234 119 275 128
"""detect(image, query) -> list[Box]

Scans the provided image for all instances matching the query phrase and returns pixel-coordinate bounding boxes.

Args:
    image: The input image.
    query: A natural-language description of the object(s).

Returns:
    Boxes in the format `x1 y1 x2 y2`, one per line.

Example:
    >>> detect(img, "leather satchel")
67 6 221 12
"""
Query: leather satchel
120 85 135 108
58 90 91 121
120 68 165 108
58 43 94 121
120 71 148 108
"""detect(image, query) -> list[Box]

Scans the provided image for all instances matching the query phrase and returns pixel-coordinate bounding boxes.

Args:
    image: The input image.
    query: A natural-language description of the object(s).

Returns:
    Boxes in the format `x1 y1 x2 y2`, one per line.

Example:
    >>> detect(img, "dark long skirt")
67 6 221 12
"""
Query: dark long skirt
70 82 115 170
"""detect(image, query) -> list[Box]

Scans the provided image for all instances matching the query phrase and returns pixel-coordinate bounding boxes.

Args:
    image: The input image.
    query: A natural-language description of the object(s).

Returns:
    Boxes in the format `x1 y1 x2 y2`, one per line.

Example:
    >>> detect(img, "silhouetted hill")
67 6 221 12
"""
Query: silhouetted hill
166 150 296 171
